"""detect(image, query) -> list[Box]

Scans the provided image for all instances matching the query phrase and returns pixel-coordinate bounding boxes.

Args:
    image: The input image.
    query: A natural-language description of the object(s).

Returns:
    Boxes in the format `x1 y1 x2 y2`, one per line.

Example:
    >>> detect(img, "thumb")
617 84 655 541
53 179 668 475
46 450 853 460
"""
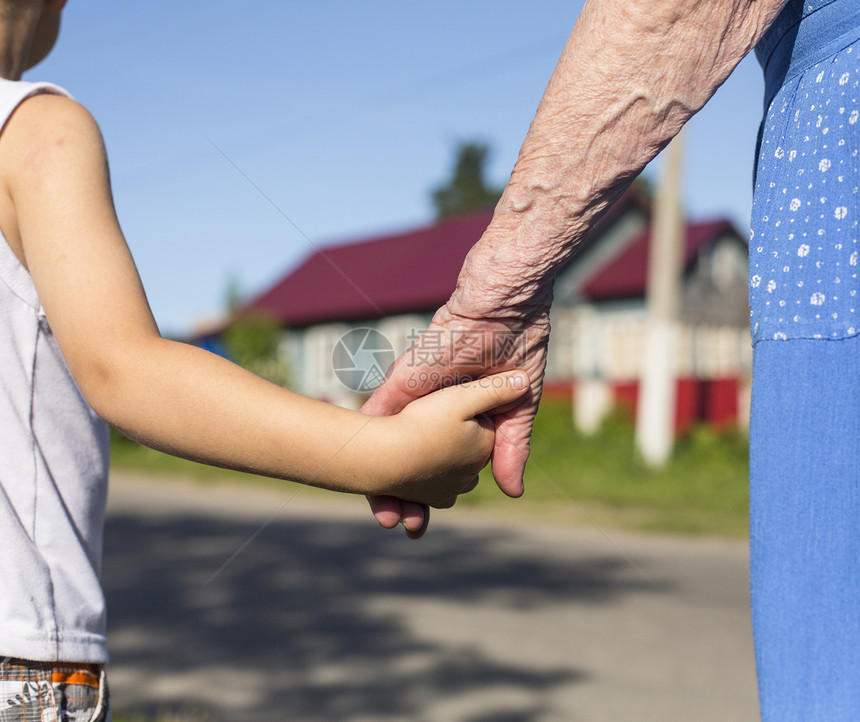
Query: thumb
451 370 530 419
361 358 426 417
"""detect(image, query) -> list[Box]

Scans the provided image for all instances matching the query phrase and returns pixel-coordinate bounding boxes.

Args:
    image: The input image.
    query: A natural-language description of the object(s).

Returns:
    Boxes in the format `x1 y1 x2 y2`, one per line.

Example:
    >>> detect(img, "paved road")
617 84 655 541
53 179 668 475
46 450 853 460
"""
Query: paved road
104 472 758 722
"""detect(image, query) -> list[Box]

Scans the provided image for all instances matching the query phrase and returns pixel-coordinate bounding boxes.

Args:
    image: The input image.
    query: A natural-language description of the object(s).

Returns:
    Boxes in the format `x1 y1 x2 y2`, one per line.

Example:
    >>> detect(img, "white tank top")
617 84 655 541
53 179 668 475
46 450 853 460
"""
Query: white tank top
0 78 109 662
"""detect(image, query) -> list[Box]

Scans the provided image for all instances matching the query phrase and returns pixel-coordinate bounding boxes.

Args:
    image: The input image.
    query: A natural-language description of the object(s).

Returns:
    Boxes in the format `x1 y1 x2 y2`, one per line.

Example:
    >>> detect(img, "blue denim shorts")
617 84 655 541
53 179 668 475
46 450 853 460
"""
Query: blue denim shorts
0 659 109 722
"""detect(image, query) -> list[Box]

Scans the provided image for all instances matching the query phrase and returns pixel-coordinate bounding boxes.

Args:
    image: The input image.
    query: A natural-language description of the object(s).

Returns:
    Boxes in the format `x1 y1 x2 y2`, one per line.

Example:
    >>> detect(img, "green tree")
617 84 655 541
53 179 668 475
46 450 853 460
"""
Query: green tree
431 140 504 219
219 277 290 388
222 315 291 389
224 275 242 315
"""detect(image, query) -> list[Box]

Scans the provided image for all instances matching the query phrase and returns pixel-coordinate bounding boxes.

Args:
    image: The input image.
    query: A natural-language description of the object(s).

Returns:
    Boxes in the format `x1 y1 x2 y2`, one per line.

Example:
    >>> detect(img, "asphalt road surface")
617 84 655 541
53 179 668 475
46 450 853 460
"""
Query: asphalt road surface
103 472 758 722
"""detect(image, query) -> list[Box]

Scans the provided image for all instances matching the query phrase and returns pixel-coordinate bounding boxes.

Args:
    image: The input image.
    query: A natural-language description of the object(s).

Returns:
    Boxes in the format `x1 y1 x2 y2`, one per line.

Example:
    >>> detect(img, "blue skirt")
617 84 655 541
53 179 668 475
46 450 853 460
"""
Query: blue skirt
751 336 860 719
750 1 860 719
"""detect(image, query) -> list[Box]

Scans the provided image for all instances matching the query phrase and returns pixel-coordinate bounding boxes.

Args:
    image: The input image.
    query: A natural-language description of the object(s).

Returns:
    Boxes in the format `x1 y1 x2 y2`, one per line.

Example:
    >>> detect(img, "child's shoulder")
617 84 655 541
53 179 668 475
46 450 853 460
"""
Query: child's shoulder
3 89 100 153
0 87 105 193
0 85 109 265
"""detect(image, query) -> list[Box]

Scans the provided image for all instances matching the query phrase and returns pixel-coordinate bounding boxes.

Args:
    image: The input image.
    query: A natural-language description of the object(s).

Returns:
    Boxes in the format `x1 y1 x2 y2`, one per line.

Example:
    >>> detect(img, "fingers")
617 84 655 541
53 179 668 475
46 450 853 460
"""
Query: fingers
453 370 530 419
404 505 430 539
490 441 527 497
368 495 431 539
489 414 534 498
367 494 405 529
400 501 428 537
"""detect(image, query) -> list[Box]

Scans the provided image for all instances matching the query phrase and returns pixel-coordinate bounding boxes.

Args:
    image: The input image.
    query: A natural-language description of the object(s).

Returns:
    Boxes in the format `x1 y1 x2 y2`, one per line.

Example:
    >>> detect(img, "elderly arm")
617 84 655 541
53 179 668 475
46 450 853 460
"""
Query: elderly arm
454 0 787 315
365 0 788 535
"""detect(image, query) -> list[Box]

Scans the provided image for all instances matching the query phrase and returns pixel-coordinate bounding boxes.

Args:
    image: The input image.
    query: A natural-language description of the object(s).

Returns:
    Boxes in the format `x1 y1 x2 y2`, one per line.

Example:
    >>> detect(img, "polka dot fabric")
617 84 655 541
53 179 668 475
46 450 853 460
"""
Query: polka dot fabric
750 38 860 342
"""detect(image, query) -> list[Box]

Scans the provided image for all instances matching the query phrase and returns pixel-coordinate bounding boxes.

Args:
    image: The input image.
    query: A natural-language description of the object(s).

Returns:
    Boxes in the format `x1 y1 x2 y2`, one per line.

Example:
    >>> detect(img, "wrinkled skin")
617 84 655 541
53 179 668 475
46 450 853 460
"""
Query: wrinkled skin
362 298 550 538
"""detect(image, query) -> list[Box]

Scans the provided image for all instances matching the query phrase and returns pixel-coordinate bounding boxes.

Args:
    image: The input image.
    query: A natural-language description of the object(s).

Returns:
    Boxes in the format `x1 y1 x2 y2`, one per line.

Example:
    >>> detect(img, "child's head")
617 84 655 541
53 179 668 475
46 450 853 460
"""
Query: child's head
0 0 66 76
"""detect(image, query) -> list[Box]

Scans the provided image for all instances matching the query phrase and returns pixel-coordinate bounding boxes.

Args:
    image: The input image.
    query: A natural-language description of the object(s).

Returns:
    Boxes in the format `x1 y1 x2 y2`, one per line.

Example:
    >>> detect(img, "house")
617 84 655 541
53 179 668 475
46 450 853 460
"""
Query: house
238 187 752 433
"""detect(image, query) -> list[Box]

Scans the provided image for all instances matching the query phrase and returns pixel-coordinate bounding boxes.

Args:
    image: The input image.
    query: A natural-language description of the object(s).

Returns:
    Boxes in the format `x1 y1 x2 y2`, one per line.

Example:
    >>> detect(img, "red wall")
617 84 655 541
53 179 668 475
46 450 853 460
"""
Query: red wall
612 377 738 434
560 377 740 435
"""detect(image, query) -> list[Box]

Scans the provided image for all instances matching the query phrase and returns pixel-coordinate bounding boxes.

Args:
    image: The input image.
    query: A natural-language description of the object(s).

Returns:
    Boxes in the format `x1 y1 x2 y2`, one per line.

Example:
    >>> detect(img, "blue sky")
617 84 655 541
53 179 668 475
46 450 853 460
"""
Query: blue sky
28 1 766 336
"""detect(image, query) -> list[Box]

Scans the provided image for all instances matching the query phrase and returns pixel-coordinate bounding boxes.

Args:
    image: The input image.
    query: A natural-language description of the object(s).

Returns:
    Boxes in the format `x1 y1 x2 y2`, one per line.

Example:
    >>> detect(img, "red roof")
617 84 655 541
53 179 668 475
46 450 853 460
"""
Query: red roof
246 211 494 326
581 219 735 301
243 193 739 327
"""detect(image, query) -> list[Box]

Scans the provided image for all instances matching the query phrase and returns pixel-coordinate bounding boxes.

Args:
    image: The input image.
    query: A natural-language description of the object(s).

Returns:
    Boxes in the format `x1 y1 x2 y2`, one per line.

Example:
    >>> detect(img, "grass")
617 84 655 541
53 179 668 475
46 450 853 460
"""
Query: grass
109 398 750 537
458 401 750 536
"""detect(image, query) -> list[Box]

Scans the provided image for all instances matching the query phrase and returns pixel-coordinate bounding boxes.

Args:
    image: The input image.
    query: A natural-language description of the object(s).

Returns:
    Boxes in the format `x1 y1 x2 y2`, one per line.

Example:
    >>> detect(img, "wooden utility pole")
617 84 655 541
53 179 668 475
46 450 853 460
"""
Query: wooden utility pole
635 132 685 466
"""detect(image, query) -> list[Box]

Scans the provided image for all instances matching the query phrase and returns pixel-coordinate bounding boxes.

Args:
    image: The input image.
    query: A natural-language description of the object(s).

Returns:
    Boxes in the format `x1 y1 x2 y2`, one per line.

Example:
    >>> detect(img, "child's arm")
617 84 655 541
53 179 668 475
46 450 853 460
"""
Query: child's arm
0 94 528 507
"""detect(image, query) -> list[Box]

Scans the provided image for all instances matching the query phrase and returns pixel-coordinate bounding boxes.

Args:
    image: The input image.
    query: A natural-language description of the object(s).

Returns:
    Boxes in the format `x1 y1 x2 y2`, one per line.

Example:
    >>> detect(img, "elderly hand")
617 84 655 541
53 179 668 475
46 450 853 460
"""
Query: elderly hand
361 278 550 538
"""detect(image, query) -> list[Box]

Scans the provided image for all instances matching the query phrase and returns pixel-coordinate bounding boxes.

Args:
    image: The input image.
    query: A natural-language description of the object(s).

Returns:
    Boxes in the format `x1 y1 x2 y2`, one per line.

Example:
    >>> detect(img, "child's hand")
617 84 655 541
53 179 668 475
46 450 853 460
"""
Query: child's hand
377 370 529 509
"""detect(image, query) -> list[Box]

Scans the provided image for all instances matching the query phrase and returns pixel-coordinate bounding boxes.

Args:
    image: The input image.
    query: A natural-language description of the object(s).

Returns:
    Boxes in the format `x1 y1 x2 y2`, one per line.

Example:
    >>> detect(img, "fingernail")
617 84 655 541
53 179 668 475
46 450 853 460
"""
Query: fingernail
509 372 528 388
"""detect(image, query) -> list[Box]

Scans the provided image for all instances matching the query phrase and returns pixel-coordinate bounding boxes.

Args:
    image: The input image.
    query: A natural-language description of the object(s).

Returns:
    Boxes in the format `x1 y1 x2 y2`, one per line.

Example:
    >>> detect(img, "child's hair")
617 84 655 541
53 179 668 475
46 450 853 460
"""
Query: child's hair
0 0 33 18
0 0 64 72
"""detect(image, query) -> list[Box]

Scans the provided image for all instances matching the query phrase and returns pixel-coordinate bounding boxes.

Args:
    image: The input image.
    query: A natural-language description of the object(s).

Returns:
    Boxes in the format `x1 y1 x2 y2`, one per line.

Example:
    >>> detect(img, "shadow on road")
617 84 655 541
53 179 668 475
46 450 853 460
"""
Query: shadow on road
103 510 664 721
